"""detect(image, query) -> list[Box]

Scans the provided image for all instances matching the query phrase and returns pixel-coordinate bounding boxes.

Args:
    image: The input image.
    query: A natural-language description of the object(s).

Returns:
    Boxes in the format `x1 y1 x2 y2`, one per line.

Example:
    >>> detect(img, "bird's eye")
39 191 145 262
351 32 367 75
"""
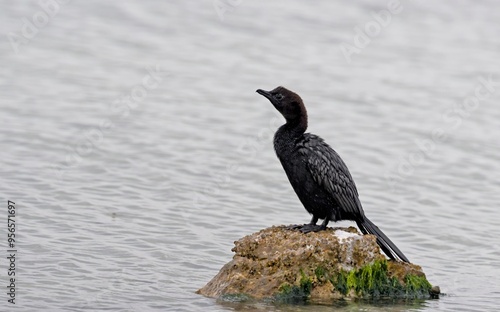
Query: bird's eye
274 94 284 100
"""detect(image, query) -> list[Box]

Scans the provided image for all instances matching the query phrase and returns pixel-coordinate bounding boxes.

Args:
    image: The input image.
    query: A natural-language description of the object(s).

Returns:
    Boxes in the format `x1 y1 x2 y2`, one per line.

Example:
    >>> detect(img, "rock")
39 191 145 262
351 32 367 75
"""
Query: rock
197 225 437 303
430 286 441 298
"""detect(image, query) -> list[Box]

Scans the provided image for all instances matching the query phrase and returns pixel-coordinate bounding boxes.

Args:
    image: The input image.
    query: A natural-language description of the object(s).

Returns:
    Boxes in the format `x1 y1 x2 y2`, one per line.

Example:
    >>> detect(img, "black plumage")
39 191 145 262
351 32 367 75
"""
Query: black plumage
256 86 409 263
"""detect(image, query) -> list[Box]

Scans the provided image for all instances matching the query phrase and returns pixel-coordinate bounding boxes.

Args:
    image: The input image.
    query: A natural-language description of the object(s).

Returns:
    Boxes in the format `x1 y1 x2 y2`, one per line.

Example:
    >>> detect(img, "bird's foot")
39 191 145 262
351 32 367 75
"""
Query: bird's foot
286 223 326 233
285 224 305 230
299 223 326 233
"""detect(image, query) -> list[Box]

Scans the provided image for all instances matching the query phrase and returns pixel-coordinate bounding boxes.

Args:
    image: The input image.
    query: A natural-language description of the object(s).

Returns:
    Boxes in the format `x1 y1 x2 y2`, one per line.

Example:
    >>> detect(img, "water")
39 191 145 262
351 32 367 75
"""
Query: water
1 1 500 311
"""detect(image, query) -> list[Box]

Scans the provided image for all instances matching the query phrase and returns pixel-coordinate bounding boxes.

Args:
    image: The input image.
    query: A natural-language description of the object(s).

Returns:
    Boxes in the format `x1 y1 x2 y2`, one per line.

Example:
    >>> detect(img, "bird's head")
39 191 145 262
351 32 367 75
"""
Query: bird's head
256 86 307 126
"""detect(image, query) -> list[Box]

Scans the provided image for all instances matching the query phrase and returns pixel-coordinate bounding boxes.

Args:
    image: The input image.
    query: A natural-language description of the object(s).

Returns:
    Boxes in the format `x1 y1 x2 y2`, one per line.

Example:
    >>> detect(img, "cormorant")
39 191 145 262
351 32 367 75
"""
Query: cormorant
256 86 409 263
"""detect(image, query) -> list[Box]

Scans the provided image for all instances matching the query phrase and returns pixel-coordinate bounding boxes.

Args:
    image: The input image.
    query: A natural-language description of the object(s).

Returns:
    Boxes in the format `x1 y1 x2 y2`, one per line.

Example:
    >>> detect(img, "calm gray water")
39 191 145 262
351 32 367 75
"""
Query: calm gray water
1 1 500 311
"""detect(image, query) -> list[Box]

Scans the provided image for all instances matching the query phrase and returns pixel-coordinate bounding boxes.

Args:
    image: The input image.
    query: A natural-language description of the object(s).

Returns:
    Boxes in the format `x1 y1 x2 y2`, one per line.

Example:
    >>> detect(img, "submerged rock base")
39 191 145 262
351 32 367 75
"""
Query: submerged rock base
197 226 438 303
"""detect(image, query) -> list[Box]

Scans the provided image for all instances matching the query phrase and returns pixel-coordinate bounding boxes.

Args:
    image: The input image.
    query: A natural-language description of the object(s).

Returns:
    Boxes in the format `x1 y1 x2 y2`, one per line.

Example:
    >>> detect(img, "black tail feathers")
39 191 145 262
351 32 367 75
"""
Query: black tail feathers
357 218 410 263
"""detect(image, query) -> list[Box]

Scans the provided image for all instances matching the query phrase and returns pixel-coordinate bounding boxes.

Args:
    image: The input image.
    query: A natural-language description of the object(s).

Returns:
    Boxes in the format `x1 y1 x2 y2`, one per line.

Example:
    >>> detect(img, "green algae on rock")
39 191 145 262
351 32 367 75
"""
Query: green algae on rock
332 259 432 299
197 226 438 303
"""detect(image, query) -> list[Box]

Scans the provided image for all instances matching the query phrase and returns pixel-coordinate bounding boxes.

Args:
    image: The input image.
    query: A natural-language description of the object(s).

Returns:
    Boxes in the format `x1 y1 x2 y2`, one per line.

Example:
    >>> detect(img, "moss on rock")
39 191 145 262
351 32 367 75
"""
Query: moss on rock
274 270 313 303
332 259 431 299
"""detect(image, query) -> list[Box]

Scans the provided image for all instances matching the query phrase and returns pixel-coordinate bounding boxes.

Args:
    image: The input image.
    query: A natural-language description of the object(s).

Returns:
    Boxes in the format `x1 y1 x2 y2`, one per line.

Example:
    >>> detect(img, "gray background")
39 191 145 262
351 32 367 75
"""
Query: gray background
1 0 499 311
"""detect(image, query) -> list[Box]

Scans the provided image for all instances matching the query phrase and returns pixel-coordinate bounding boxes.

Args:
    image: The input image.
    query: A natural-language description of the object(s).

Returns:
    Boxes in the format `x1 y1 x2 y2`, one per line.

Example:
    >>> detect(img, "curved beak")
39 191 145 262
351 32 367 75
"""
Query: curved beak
256 89 272 100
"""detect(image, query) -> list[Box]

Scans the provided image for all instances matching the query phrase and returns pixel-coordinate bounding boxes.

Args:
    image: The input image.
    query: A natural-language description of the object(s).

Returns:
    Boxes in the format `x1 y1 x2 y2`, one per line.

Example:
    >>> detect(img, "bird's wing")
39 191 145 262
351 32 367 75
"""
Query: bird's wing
297 134 361 214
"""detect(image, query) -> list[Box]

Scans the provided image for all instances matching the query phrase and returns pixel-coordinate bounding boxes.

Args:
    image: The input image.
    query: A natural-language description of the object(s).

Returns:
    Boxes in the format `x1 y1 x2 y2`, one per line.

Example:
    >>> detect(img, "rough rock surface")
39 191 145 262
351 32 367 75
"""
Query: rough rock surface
197 226 437 303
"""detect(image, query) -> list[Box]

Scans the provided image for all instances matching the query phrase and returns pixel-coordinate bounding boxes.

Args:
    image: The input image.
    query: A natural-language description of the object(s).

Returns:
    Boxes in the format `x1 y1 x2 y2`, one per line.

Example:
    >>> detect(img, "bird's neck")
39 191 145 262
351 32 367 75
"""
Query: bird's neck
284 113 308 136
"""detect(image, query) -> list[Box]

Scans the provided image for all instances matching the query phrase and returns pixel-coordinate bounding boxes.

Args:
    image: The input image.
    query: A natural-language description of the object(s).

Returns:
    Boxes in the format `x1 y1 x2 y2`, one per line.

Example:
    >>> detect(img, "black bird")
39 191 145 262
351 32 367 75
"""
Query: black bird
256 86 409 262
